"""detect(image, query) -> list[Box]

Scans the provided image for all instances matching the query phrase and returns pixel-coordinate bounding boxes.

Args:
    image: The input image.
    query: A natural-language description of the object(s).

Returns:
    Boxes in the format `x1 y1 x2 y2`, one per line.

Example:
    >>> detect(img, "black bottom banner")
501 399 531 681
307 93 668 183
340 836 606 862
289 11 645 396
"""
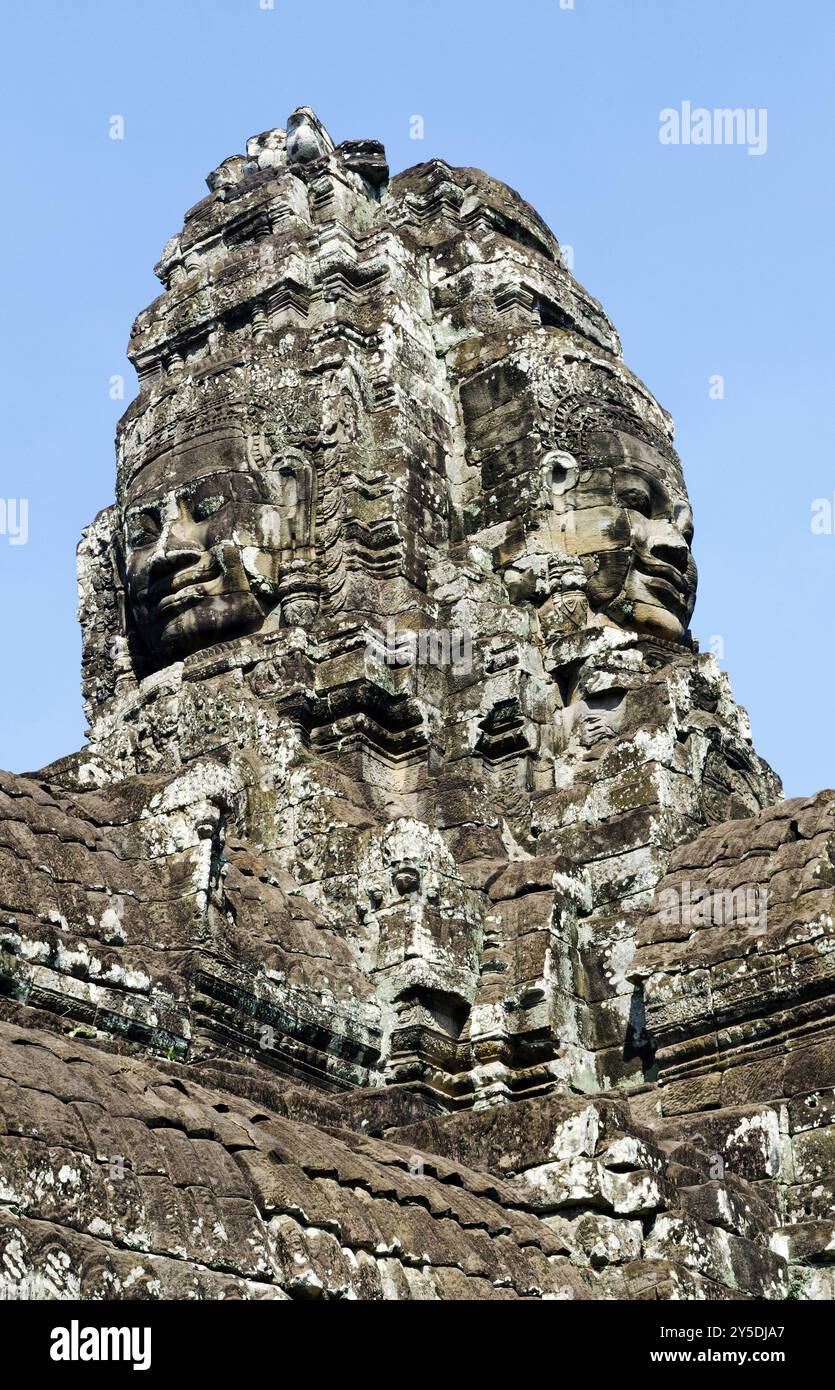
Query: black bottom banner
0 1294 823 1378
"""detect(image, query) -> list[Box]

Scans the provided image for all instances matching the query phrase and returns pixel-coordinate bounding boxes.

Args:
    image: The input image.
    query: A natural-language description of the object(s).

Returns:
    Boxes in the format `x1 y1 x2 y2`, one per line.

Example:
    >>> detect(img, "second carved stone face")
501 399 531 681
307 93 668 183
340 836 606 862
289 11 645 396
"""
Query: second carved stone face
550 429 697 642
458 338 698 647
122 445 317 668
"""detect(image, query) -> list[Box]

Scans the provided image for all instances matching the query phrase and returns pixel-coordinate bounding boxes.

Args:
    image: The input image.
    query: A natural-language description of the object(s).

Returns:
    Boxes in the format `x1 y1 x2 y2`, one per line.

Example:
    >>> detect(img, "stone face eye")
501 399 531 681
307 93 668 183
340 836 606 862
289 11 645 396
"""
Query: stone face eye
192 493 226 521
126 513 159 548
618 487 651 516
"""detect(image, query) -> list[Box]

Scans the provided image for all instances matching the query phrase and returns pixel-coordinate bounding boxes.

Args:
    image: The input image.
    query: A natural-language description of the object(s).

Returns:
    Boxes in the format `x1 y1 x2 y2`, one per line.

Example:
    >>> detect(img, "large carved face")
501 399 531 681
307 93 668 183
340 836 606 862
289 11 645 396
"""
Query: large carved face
458 340 697 645
121 437 315 667
551 429 696 641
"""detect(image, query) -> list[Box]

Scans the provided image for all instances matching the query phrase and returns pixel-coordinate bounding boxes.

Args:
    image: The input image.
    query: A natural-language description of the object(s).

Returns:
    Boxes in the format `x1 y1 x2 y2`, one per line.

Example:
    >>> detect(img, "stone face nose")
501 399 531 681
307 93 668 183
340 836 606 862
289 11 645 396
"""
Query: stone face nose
649 525 691 574
145 540 203 600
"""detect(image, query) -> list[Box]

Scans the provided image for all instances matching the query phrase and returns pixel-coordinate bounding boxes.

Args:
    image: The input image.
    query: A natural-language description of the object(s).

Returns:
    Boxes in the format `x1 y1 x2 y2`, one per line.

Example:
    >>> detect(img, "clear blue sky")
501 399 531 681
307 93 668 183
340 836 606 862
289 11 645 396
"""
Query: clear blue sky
0 0 832 794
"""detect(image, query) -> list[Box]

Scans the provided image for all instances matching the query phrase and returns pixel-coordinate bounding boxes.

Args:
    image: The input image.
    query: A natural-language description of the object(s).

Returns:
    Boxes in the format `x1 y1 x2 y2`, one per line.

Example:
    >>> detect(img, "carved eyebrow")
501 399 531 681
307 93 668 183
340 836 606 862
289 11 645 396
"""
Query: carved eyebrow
616 466 652 486
122 474 251 517
124 502 160 520
186 472 230 492
186 472 262 499
617 477 651 493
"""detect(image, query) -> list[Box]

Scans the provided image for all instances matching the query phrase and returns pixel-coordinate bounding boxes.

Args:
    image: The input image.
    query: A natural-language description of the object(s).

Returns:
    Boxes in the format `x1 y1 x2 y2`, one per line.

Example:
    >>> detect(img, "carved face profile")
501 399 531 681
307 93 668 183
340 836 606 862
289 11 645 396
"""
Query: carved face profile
549 429 696 642
458 337 697 646
121 439 317 669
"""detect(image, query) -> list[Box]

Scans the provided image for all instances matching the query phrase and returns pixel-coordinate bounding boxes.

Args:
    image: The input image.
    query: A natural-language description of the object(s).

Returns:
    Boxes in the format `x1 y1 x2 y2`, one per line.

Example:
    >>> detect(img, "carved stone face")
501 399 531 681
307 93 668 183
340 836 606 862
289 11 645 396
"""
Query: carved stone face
121 445 316 668
123 466 281 663
551 430 696 642
572 688 627 750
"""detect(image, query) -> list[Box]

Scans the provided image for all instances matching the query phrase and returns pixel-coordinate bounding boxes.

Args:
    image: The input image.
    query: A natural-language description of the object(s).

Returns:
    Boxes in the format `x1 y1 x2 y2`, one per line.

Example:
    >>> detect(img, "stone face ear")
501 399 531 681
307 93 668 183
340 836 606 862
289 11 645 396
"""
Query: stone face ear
267 452 317 550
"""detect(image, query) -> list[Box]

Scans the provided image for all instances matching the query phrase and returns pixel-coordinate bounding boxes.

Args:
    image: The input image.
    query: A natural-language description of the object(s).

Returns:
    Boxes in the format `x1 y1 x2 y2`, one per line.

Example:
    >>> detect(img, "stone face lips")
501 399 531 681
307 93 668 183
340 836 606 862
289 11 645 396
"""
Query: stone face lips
0 108 833 1300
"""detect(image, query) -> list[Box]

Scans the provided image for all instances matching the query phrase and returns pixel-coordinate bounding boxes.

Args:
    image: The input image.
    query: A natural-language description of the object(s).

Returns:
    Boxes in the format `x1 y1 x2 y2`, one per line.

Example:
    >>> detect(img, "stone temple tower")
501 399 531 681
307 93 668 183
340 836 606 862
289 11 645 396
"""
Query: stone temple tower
1 110 834 1301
